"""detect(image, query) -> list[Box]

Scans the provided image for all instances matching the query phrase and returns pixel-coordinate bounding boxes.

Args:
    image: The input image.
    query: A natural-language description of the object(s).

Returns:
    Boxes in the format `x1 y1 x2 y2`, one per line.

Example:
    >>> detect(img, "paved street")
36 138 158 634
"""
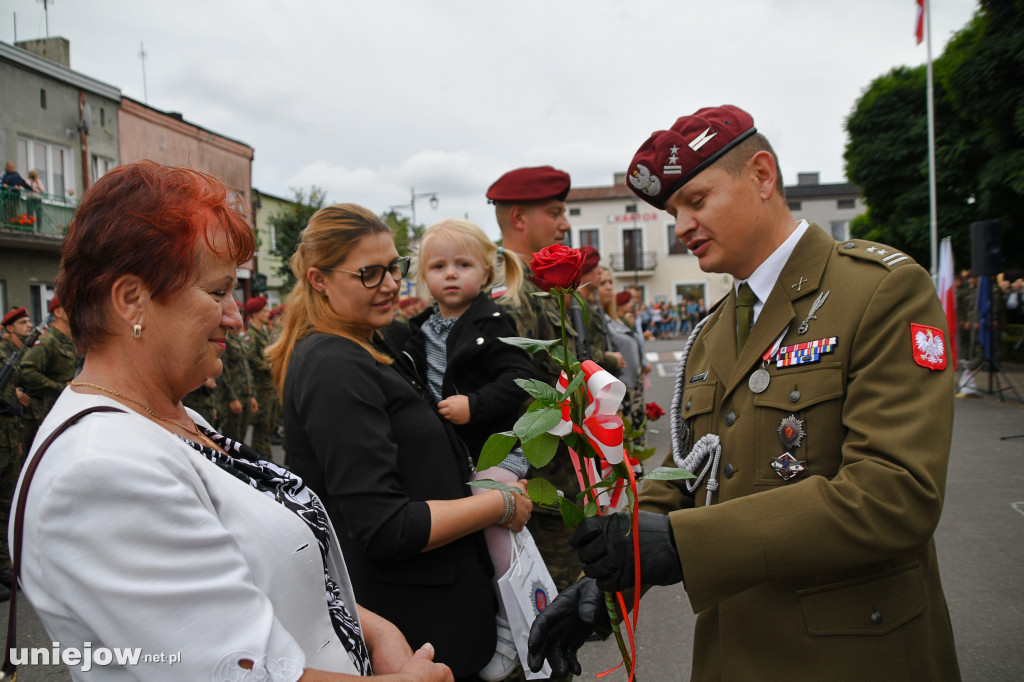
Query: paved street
3 337 1024 680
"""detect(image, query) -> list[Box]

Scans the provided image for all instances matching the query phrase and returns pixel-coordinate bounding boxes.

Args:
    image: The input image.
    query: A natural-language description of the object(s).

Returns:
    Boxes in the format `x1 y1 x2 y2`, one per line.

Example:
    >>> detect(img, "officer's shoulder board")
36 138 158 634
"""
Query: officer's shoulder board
836 240 917 270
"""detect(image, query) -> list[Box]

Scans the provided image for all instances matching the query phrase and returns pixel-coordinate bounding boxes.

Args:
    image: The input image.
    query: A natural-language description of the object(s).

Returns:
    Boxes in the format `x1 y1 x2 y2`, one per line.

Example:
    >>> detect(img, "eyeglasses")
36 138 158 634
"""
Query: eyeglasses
329 256 411 289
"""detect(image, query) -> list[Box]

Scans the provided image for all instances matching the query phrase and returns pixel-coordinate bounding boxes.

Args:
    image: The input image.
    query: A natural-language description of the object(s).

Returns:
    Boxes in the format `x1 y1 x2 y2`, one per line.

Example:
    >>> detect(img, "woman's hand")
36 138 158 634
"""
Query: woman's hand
395 644 453 681
358 605 413 675
437 395 470 425
502 480 533 532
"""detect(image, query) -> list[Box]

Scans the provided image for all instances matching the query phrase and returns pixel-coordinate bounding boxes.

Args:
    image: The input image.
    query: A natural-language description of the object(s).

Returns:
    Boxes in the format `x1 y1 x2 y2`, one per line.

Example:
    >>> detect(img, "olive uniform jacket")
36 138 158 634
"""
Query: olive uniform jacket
641 224 960 681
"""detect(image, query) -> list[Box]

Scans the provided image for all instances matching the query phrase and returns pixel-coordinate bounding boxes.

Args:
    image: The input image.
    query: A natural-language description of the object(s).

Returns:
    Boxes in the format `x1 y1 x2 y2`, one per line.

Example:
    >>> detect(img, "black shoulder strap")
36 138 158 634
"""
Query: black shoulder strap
1 405 126 679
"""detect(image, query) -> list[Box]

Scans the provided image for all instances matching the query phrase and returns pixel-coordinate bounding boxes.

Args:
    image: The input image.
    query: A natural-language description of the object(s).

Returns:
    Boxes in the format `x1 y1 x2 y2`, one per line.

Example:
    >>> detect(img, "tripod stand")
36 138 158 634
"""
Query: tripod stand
961 275 1024 404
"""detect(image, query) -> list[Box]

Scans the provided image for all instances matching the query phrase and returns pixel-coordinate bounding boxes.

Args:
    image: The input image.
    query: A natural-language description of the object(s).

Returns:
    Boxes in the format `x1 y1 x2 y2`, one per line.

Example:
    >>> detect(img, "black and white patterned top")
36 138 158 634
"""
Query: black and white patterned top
183 427 373 676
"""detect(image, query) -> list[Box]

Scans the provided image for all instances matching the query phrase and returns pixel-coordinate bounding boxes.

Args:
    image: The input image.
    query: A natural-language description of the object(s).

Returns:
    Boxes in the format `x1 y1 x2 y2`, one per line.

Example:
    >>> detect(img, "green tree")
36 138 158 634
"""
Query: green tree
270 186 326 290
380 209 424 257
844 1 1024 270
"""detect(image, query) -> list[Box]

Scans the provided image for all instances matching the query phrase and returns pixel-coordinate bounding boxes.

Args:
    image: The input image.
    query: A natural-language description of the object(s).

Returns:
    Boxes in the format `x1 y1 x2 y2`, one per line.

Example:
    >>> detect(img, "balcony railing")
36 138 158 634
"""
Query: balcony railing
610 250 658 273
1 188 77 238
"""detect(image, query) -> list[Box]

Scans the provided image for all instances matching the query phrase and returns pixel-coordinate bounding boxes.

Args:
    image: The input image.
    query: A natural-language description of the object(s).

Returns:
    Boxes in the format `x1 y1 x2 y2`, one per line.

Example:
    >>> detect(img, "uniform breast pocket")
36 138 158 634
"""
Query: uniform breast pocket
680 381 718 453
753 362 844 485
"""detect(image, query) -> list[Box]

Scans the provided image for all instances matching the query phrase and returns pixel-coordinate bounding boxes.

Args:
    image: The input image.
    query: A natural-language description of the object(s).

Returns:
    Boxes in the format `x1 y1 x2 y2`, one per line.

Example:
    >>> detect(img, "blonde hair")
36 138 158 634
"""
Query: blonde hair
416 219 524 305
267 203 393 396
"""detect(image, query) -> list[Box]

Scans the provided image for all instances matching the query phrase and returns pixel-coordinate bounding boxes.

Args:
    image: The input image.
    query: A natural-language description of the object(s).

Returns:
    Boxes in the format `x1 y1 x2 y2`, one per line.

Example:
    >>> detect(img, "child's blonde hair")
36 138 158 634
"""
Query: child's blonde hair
416 219 524 306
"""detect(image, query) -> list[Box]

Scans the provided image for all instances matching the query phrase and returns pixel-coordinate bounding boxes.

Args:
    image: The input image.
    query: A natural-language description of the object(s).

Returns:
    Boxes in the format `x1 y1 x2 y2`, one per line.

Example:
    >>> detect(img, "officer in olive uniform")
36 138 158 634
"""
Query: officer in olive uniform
19 297 77 452
243 295 277 457
216 319 257 444
530 105 960 681
0 307 35 600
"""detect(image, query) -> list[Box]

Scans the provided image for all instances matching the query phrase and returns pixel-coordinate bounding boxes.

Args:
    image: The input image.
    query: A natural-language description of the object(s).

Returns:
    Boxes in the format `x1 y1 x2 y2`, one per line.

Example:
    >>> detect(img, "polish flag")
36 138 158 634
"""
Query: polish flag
937 237 958 370
915 0 926 45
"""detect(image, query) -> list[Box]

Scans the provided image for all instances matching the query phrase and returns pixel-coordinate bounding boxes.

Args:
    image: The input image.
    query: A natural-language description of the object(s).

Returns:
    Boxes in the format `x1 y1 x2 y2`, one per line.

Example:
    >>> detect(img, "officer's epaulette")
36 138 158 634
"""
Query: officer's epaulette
836 240 917 270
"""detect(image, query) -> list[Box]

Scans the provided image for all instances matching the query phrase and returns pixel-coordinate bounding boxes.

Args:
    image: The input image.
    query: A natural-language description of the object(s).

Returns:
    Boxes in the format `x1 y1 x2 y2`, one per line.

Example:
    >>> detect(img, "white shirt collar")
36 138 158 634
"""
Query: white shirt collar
735 220 809 322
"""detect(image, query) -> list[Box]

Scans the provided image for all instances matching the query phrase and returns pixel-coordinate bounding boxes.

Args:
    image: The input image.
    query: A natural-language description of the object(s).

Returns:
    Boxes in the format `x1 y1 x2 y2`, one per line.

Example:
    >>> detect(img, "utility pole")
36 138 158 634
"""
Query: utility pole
139 42 149 103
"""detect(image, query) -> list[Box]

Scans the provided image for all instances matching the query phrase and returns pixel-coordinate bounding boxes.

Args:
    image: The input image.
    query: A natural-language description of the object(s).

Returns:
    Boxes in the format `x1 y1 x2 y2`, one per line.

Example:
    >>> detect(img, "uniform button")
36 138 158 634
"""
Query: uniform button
475 337 485 345
492 311 501 317
844 241 856 249
870 611 883 625
724 463 735 479
724 412 736 426
790 390 801 402
685 401 692 411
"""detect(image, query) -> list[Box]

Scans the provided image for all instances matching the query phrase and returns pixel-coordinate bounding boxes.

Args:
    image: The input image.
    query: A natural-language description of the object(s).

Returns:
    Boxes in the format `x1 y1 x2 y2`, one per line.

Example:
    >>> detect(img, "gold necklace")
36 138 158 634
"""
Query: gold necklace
71 381 218 449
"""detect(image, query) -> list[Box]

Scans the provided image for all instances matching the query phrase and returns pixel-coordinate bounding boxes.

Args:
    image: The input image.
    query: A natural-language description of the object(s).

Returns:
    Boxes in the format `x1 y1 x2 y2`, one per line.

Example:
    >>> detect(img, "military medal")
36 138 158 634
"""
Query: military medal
748 329 788 394
776 337 838 367
777 415 805 448
771 452 807 480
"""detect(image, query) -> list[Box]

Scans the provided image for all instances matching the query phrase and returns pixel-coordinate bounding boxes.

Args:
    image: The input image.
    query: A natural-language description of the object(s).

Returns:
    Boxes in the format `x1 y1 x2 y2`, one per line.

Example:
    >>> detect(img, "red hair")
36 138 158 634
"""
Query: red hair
57 161 255 352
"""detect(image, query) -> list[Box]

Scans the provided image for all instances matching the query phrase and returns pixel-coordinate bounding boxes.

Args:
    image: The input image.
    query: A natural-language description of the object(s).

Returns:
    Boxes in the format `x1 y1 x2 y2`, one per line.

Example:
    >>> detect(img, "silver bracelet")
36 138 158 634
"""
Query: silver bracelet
498 490 516 527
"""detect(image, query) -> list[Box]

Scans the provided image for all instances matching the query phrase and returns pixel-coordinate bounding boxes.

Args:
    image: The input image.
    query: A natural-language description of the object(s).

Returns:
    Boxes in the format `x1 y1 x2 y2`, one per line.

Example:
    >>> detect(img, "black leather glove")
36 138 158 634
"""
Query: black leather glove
527 577 606 677
570 510 684 592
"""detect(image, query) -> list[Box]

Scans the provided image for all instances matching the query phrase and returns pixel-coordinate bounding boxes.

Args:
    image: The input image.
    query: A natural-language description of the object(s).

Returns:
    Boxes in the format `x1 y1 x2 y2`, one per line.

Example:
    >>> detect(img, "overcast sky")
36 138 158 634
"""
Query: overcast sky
4 0 979 239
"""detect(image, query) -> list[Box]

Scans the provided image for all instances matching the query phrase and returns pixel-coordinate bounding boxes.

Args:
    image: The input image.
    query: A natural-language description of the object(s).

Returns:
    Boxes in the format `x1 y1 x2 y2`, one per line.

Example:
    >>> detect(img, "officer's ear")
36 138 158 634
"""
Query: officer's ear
508 204 528 233
749 150 778 201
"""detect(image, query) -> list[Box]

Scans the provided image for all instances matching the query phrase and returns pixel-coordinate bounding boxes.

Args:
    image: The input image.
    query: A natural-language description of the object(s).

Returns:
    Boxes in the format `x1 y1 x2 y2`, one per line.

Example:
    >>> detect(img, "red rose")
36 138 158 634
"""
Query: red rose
644 402 665 421
530 245 585 291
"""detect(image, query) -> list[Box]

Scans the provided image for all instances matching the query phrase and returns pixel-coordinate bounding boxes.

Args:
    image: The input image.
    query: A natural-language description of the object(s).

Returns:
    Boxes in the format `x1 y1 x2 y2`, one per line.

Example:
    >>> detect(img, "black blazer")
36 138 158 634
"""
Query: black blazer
406 292 536 462
283 333 496 676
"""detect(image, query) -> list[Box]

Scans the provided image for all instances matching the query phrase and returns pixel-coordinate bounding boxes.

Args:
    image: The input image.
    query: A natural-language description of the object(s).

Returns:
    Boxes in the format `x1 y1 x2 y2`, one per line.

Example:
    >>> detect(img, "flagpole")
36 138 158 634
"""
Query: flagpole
925 0 938 277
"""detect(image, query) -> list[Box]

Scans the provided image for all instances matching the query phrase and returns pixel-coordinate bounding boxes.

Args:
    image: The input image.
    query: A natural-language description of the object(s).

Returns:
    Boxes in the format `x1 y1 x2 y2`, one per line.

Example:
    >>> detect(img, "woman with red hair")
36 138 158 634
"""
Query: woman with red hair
10 161 449 681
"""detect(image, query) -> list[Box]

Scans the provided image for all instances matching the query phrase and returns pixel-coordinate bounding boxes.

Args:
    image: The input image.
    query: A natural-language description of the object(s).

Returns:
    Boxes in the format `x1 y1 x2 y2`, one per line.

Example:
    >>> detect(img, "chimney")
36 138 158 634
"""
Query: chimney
15 37 71 68
797 172 820 186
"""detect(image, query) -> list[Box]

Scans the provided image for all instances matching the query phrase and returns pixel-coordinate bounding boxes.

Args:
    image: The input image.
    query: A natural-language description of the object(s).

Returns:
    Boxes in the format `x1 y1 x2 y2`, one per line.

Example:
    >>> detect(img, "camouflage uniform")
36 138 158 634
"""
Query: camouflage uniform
182 383 217 426
19 326 76 453
216 329 255 443
244 323 277 458
497 266 583 593
0 336 29 572
583 296 618 373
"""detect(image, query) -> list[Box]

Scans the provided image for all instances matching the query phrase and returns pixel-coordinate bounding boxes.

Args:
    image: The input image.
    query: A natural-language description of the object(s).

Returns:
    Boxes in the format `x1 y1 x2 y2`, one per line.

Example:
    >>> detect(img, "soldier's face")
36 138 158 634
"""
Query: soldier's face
521 199 570 253
7 317 32 340
664 164 767 280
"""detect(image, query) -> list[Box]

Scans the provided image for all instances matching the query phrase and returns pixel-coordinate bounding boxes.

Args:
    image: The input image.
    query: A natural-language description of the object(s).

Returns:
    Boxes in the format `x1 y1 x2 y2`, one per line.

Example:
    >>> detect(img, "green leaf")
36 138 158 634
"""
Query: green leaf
632 447 660 462
563 367 587 396
527 477 559 506
498 336 561 354
467 479 524 494
513 407 563 442
642 466 697 481
584 501 599 518
477 432 518 471
521 432 560 468
531 290 551 298
570 289 590 325
548 344 579 366
559 496 586 527
514 378 564 406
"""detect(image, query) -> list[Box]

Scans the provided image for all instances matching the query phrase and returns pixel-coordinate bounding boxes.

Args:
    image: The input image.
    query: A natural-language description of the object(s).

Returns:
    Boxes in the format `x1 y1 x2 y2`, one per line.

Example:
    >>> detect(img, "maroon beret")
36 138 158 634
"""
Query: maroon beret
399 297 420 308
615 291 632 308
579 245 601 275
626 105 756 210
244 296 267 315
486 166 571 203
2 307 28 326
47 296 61 313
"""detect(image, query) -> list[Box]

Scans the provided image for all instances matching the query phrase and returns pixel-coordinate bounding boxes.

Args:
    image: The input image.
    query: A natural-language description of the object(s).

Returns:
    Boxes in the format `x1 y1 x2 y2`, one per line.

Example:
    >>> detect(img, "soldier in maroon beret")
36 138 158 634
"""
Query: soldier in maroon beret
530 105 961 682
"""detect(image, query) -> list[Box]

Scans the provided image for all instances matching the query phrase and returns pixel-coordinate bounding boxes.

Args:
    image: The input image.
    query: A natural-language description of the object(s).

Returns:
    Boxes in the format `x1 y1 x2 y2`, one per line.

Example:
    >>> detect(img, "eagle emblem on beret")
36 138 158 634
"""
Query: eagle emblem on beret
629 164 661 197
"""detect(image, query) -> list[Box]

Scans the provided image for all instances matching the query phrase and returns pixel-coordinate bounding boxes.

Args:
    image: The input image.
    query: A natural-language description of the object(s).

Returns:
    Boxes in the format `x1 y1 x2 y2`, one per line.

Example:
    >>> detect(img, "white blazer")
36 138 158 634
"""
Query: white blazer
13 390 362 681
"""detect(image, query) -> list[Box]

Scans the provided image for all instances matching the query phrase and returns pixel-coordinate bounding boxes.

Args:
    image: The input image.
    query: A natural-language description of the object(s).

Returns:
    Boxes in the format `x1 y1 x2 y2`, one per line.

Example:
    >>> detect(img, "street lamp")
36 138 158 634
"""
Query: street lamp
389 187 439 236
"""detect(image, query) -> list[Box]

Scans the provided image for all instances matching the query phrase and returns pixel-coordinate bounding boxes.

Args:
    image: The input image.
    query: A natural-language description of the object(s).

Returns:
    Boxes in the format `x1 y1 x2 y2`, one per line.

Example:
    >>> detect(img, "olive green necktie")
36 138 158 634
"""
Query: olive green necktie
736 283 756 354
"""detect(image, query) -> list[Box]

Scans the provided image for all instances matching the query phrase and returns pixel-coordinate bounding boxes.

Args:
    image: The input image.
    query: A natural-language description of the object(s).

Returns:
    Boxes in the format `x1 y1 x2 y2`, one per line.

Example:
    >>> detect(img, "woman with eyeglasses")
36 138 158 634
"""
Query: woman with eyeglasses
268 204 532 682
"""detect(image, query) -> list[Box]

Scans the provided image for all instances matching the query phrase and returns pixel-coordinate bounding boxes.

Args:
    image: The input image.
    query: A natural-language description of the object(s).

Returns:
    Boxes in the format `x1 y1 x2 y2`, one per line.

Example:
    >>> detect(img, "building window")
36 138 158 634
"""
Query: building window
788 200 802 211
92 155 115 181
564 229 572 248
100 108 105 127
837 198 856 209
269 223 278 251
625 203 637 214
40 89 46 109
667 224 687 255
830 221 849 241
569 207 581 216
17 136 73 197
578 228 599 251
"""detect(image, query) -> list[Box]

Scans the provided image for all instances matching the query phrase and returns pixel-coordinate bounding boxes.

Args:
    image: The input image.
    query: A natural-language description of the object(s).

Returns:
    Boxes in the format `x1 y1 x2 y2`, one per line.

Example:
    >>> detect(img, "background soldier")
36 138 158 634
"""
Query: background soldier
216 315 257 444
0 306 35 601
19 297 76 451
244 295 277 457
577 246 624 375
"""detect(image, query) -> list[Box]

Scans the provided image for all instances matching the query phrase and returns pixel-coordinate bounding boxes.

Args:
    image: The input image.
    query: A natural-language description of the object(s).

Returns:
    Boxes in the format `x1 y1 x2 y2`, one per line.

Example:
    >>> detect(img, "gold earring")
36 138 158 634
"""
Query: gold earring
133 324 142 339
